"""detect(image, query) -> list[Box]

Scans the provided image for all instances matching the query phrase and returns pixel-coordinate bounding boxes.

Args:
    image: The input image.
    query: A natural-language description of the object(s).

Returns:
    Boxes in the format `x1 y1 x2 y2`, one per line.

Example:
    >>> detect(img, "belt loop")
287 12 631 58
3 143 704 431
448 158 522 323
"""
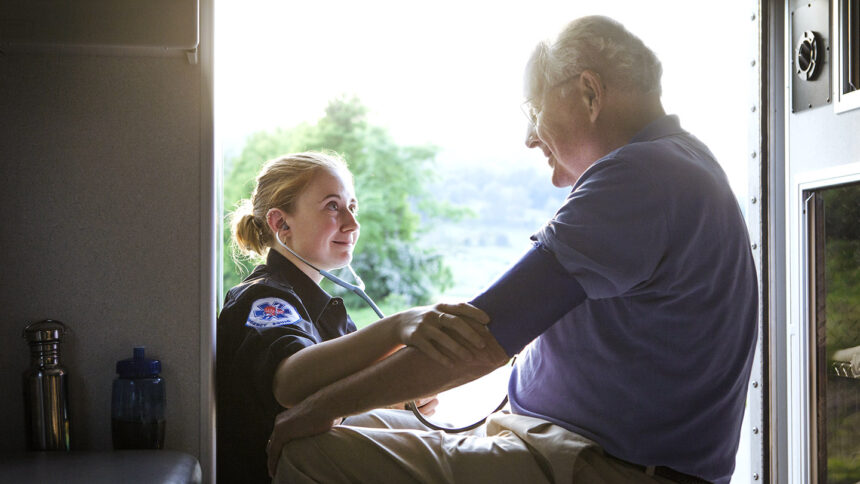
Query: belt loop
645 465 655 476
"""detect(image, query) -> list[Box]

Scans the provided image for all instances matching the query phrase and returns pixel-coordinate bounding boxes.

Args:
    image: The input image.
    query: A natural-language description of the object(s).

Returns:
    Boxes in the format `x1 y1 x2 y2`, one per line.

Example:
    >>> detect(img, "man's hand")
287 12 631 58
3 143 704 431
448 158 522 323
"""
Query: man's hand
413 395 439 416
266 401 336 478
395 302 490 368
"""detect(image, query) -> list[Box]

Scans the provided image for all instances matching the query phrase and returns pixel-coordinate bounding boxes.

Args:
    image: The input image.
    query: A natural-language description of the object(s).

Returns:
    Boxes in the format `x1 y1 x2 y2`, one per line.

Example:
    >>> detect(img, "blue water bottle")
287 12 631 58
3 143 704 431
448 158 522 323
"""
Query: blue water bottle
111 346 165 449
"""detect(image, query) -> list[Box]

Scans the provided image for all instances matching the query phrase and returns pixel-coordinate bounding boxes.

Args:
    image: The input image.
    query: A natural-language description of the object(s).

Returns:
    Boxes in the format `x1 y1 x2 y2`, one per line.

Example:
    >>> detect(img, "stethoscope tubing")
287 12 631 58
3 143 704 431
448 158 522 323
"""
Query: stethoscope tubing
318 268 384 319
406 395 509 433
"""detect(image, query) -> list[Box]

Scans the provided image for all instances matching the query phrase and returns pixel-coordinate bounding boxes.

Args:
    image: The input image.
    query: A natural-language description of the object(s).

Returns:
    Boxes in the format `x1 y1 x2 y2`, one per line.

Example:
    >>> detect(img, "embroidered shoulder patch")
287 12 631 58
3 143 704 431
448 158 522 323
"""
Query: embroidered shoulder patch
245 297 302 329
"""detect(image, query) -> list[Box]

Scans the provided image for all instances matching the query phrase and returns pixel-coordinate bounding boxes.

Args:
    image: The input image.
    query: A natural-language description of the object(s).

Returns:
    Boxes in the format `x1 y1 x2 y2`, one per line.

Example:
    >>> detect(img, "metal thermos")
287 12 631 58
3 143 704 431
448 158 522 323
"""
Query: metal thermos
22 319 71 451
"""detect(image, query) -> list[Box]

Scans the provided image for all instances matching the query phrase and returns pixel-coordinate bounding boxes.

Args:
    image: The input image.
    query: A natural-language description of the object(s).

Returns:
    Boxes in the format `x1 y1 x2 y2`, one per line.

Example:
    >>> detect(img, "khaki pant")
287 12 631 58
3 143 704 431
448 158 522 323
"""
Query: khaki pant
276 410 677 484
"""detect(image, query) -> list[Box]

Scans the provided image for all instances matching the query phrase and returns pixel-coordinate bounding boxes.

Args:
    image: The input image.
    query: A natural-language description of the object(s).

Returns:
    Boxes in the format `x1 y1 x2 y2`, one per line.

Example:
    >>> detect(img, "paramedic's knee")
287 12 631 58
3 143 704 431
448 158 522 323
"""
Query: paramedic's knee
343 408 426 430
342 408 394 428
276 427 414 484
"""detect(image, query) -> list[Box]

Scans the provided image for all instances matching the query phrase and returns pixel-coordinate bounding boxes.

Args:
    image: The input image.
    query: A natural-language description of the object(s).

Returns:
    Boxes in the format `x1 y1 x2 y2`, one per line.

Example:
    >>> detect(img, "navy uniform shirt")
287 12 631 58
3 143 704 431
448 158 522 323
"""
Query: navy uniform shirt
216 249 356 483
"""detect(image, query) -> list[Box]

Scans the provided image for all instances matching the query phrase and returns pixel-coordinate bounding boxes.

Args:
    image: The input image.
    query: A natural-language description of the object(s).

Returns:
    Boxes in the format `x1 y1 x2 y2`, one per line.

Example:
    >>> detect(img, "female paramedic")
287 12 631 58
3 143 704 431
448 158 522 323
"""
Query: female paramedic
215 151 489 483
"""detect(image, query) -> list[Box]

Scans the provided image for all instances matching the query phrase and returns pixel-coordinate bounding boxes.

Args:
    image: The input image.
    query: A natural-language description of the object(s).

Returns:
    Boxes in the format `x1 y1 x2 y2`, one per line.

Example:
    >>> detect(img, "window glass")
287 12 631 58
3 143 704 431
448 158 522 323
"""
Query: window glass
812 183 860 484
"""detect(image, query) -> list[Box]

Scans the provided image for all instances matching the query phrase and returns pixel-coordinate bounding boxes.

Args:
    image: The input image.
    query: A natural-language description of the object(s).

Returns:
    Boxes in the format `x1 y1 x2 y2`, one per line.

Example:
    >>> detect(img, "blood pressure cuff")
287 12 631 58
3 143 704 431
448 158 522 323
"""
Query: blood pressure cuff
471 242 586 356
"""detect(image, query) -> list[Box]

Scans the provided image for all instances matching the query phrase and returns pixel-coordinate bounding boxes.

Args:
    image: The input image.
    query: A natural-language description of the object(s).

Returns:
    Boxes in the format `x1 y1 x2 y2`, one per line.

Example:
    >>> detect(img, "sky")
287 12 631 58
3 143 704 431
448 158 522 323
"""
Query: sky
216 0 756 201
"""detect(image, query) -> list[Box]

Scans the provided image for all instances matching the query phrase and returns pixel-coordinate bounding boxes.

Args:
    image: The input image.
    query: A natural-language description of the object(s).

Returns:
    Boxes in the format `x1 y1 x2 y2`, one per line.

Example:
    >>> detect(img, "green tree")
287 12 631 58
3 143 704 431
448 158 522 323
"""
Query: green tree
222 96 467 312
823 184 860 361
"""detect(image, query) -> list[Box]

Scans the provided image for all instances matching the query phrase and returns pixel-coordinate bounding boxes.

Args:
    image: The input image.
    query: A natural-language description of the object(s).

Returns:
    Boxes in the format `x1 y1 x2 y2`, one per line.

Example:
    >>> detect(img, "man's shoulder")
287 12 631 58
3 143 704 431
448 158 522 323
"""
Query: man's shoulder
618 130 710 162
577 143 662 189
589 132 722 189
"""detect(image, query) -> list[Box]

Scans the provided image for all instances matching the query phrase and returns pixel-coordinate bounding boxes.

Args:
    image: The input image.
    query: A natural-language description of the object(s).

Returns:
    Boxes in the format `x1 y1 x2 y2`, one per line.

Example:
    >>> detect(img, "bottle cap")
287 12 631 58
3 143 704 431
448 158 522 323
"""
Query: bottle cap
23 319 69 343
116 346 161 377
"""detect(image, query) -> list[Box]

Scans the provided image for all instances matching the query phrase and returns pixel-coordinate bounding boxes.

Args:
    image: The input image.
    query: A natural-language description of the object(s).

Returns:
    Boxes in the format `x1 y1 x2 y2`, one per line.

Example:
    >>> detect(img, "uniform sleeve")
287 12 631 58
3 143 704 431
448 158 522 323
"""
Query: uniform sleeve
242 326 317 409
534 153 668 299
225 291 322 409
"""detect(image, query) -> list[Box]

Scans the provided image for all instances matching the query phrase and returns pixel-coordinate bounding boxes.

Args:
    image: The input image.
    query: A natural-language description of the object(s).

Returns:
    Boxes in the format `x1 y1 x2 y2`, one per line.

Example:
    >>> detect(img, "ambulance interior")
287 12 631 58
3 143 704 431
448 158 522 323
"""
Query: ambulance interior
0 0 858 482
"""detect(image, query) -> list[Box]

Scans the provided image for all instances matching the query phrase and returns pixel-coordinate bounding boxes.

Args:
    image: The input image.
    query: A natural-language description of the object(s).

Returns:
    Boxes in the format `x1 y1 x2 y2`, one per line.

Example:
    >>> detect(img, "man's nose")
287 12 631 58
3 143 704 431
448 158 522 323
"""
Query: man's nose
525 125 540 148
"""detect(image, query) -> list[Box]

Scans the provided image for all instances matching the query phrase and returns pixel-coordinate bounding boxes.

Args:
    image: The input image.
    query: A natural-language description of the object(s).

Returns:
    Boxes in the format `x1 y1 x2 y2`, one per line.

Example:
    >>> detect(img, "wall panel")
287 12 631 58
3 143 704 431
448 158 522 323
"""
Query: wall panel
0 52 203 459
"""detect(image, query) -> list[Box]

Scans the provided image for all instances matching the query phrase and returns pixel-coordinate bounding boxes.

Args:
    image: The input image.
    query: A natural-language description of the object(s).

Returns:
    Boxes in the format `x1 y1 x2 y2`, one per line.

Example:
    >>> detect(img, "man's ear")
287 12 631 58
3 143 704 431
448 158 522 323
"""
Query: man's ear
579 70 604 122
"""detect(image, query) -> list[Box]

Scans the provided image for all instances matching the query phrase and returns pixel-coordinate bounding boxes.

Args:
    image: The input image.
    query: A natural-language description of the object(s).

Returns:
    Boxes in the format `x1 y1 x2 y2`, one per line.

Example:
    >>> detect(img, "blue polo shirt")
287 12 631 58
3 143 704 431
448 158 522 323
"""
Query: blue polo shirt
477 115 758 483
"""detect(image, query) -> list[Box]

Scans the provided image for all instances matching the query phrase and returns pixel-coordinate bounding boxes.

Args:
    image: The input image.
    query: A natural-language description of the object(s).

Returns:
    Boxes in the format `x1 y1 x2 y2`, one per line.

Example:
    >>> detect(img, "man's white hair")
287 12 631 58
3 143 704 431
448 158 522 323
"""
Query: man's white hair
525 16 663 99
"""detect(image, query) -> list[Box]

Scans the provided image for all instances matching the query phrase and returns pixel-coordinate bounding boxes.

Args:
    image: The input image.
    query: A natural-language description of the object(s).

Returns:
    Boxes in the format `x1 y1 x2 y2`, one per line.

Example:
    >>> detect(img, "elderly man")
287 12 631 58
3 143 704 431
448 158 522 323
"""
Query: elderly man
266 16 757 484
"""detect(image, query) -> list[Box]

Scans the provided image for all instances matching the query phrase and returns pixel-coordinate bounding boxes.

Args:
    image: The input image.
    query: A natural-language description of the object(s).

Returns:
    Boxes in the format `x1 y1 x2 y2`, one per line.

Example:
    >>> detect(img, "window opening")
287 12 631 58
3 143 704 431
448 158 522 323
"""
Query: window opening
806 182 860 484
215 1 757 479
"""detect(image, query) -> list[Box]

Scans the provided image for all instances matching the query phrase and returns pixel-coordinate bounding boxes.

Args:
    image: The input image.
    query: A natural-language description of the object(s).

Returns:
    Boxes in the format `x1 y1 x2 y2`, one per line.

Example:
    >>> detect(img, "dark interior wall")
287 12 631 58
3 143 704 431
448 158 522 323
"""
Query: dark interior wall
0 51 204 459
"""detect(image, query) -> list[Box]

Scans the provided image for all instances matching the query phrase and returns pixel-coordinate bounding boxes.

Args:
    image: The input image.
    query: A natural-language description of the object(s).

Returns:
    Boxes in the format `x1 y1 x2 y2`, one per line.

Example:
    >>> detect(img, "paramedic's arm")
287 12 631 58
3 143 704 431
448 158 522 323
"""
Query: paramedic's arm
267 336 509 476
267 243 587 476
272 302 489 407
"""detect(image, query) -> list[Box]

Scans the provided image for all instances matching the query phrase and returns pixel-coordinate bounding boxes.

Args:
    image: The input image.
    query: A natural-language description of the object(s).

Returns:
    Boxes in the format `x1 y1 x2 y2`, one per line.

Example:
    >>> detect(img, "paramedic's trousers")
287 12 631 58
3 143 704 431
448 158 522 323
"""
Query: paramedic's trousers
275 409 681 484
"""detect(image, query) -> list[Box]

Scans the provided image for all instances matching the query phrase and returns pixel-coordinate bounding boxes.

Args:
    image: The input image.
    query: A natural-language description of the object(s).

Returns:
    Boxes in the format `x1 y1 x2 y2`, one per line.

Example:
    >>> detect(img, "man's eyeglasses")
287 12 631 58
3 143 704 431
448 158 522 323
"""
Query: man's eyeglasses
520 73 582 128
521 101 541 128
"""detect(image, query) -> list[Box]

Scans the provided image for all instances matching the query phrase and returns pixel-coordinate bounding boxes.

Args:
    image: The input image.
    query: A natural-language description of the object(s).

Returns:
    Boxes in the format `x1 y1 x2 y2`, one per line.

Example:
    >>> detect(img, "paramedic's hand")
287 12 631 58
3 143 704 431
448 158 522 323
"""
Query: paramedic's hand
267 402 335 478
414 395 438 416
391 395 438 416
396 302 490 368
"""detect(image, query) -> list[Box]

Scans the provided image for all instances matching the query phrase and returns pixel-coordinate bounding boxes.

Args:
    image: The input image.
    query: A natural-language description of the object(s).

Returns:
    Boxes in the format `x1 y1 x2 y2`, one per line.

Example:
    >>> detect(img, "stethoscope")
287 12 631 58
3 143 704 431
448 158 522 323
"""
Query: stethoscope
274 230 384 319
274 232 508 433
